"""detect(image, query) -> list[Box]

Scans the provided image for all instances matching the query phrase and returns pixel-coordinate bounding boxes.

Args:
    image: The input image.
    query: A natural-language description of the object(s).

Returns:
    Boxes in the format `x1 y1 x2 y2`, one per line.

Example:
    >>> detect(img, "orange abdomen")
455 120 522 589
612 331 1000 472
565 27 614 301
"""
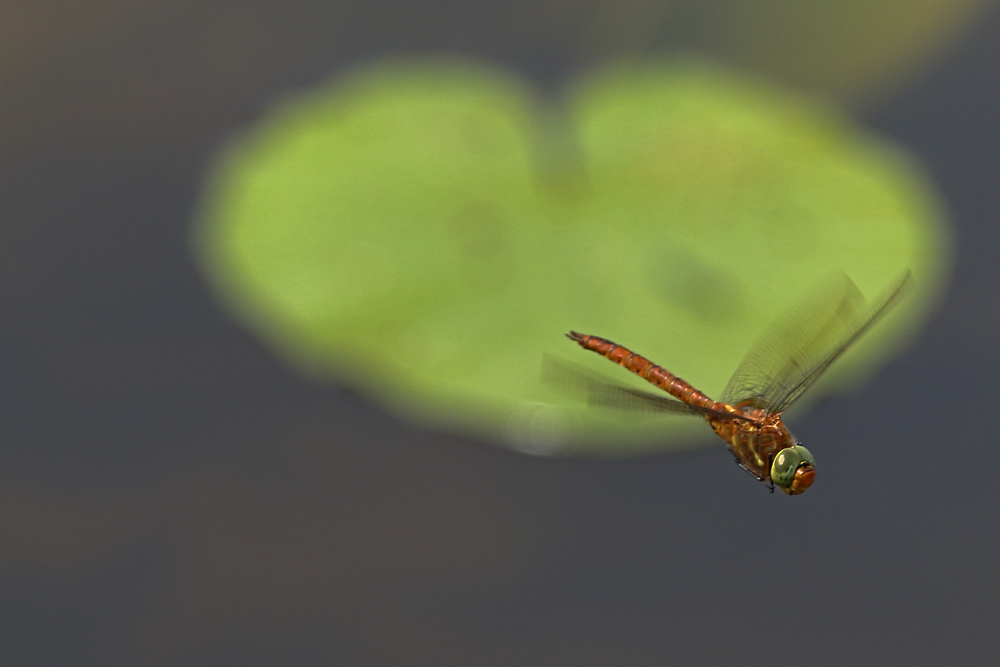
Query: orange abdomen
566 331 720 411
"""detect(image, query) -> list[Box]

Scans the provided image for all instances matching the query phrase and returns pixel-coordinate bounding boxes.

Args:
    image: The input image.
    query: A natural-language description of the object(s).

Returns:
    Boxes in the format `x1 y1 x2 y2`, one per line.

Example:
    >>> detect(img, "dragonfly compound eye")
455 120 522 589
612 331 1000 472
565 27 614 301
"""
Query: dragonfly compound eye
770 445 816 494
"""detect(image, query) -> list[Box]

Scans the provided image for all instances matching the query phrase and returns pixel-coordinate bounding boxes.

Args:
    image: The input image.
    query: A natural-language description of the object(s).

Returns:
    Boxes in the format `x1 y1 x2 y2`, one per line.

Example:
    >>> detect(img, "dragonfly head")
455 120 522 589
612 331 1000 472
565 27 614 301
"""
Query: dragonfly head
770 445 816 495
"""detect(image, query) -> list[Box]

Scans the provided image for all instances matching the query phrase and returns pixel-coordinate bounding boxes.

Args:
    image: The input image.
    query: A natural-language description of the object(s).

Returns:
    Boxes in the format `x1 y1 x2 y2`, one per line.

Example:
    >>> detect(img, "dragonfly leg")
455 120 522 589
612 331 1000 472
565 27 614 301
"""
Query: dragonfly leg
733 456 774 492
733 457 760 479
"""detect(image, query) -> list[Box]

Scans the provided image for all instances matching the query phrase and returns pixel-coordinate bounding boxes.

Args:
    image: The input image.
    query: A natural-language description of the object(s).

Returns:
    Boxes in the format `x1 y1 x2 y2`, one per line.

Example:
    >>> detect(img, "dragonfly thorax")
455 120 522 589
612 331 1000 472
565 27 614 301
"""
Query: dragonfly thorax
708 413 783 476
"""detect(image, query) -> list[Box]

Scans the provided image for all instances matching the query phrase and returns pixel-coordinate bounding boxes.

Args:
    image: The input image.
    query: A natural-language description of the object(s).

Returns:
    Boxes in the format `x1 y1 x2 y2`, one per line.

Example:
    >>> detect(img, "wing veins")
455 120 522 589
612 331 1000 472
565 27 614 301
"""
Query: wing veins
720 271 912 414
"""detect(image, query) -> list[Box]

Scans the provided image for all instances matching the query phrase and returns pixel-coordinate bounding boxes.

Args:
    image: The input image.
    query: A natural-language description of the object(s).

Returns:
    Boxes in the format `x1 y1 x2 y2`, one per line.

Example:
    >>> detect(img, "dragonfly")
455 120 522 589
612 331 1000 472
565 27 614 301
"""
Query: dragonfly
561 272 912 495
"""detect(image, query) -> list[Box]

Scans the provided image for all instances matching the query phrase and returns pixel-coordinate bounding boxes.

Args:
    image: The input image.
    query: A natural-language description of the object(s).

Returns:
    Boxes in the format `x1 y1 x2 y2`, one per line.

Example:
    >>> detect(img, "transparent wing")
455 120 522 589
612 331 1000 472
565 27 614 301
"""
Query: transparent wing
543 356 746 420
720 271 912 415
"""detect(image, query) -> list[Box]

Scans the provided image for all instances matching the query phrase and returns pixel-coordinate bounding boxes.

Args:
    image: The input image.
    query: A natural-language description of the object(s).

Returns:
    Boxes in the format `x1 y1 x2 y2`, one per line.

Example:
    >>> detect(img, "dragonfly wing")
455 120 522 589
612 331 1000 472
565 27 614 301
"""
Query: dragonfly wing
543 356 738 419
720 271 912 415
587 384 717 417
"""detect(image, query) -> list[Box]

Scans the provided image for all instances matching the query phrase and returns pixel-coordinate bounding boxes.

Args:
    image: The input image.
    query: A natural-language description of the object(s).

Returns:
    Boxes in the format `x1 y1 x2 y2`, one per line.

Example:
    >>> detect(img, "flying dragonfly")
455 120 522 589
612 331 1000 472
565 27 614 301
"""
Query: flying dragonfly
562 272 912 495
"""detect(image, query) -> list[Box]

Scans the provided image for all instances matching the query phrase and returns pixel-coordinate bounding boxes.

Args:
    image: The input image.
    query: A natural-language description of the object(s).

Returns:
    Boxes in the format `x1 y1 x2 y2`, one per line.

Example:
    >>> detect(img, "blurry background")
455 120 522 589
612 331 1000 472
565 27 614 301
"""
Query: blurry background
1 1 998 664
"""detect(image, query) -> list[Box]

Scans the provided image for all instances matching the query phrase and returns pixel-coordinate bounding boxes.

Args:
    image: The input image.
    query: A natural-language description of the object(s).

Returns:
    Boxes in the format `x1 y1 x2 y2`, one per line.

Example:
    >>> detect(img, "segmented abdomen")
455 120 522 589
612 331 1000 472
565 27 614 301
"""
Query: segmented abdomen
567 331 721 411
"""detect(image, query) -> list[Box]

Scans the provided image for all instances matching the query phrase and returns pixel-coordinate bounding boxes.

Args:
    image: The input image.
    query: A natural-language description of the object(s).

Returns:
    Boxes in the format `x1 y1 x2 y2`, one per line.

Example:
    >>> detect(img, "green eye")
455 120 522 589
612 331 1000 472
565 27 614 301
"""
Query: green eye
795 445 815 467
770 446 815 488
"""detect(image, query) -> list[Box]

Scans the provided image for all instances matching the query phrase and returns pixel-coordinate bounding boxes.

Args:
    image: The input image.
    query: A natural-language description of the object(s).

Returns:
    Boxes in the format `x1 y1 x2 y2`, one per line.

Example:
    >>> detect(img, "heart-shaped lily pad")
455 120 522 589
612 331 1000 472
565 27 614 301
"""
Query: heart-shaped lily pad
194 58 949 455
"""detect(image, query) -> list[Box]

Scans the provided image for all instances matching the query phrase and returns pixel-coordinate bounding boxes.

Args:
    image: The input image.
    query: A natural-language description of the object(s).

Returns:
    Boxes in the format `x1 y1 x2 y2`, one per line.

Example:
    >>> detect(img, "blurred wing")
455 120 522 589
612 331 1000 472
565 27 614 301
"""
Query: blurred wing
720 271 912 415
543 356 740 420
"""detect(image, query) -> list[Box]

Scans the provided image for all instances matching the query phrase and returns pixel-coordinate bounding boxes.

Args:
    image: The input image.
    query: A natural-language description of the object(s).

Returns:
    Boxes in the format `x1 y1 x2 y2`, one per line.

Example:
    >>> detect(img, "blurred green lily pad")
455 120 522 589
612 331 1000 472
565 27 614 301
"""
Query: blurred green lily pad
194 58 949 455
